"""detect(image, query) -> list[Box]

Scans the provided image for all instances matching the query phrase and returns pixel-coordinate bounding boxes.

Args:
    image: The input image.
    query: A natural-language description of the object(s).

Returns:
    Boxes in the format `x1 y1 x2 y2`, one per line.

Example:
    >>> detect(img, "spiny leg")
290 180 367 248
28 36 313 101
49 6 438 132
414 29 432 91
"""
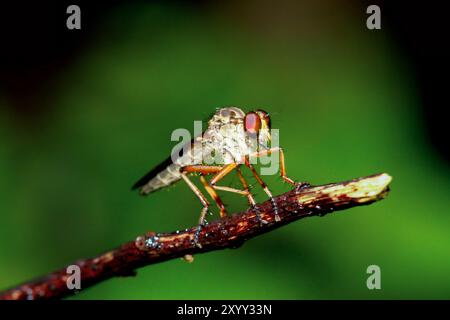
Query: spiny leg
195 206 209 246
180 173 210 248
189 163 252 198
236 166 256 206
244 156 281 222
199 175 227 218
210 163 238 185
276 147 296 185
197 149 252 199
204 165 260 216
203 149 246 191
182 164 248 217
181 164 230 217
235 166 266 224
249 147 296 185
212 185 248 196
181 165 223 175
207 163 260 218
208 168 265 221
181 163 270 224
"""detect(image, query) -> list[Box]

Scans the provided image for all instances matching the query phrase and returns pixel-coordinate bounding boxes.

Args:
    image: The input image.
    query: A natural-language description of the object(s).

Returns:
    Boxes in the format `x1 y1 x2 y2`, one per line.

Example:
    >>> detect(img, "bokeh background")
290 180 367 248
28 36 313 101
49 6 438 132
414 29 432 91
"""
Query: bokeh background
1 1 449 299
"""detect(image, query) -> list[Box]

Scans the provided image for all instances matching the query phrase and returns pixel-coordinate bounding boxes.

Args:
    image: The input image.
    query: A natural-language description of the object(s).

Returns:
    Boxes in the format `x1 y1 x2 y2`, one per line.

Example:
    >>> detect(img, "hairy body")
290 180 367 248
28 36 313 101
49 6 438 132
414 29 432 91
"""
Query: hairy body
132 107 270 195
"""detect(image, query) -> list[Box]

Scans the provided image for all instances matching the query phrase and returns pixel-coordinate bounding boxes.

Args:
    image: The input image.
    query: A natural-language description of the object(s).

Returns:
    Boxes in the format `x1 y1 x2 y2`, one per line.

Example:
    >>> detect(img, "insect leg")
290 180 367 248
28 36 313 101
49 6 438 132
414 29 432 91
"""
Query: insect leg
208 168 262 218
199 175 228 218
182 164 245 217
181 165 223 174
244 156 281 222
185 162 249 196
207 151 249 196
212 185 248 196
181 173 209 207
180 173 210 248
250 147 296 185
210 163 238 185
236 166 267 224
195 206 209 246
235 166 256 206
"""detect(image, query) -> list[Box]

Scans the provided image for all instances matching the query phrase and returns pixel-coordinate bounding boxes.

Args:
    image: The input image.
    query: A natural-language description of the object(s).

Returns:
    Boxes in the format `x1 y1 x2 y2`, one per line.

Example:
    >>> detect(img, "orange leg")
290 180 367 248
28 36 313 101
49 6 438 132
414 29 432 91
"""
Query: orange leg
210 163 238 185
204 164 258 209
244 156 281 222
236 166 256 207
181 165 223 174
181 164 242 189
181 164 234 218
180 173 209 209
180 173 210 247
249 147 296 185
207 164 255 208
236 166 267 224
212 185 248 196
182 163 265 209
181 163 254 218
199 175 227 218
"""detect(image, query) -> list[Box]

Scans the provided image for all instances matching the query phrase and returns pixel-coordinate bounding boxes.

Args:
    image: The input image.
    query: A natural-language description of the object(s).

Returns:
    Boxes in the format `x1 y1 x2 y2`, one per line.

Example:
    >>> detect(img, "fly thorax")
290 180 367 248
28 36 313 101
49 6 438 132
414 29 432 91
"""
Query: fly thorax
201 124 247 165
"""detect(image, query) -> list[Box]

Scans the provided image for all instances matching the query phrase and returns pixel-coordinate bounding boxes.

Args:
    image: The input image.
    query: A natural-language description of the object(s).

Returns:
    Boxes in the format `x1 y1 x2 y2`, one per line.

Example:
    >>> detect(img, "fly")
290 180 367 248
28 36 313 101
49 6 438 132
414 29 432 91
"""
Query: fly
132 107 297 247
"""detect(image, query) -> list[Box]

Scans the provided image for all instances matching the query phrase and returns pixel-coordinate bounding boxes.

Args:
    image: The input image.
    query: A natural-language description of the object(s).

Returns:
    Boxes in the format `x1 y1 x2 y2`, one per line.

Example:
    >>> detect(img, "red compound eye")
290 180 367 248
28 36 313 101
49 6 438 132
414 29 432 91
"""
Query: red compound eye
244 112 261 134
255 109 271 129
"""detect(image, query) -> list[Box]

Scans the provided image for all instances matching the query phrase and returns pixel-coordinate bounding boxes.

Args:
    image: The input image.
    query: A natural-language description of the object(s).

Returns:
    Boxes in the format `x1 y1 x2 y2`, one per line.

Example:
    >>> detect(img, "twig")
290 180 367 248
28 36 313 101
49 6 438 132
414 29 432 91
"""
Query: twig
0 173 392 300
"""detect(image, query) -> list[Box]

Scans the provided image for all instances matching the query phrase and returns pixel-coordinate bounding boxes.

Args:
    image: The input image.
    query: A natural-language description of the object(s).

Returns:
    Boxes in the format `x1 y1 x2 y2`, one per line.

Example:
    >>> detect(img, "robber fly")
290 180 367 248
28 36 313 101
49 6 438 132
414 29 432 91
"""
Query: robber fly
132 107 296 246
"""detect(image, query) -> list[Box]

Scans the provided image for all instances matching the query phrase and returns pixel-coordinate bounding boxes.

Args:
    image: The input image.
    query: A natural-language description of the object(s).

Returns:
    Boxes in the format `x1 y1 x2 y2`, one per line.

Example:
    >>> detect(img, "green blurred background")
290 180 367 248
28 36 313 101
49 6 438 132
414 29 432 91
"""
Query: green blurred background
1 1 449 299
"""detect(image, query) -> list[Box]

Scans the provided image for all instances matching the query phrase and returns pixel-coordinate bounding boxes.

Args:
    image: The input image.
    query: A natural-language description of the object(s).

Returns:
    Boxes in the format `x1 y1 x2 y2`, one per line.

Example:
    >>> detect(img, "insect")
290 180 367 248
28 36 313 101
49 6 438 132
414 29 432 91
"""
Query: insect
132 107 297 246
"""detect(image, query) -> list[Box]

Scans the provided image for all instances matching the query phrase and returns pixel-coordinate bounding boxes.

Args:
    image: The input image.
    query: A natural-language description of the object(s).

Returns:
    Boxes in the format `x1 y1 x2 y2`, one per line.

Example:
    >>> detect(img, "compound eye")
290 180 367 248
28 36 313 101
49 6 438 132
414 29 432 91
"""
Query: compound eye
244 112 261 134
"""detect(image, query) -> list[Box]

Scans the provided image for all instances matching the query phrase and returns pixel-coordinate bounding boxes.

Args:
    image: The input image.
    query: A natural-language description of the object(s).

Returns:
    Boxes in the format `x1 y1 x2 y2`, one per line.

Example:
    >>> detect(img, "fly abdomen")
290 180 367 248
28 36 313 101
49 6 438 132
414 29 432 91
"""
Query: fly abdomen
132 141 198 195
138 162 182 195
133 135 209 195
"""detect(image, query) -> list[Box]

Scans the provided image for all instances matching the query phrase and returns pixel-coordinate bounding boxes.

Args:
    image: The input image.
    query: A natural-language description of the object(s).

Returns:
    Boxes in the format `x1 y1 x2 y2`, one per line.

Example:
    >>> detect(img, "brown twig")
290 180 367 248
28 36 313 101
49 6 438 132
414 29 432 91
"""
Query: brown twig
0 173 392 300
